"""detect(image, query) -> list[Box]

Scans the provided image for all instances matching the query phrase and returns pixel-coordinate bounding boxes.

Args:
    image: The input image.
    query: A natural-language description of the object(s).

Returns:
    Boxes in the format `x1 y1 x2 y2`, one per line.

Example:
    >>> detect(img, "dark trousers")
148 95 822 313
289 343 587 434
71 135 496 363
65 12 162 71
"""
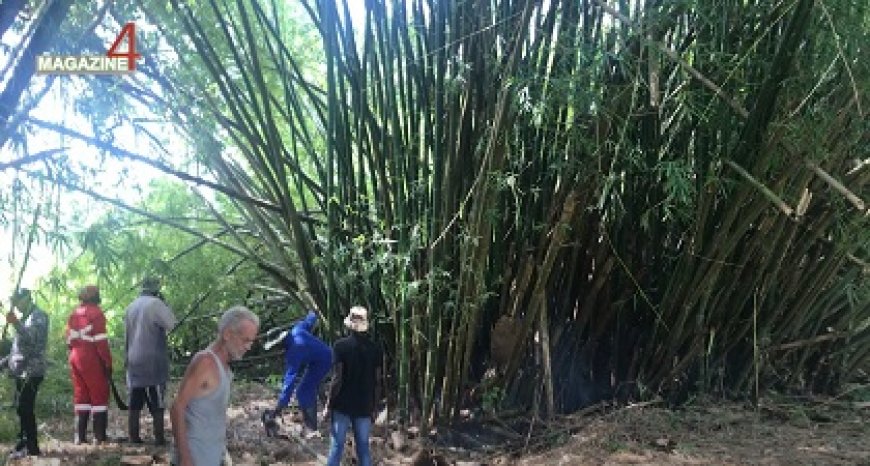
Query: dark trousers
16 376 43 454
129 384 166 414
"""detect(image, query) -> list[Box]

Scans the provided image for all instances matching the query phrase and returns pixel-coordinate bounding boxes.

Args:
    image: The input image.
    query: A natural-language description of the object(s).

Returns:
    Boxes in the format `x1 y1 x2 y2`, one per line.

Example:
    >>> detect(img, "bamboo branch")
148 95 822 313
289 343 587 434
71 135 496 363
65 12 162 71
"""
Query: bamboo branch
845 253 869 274
2 203 41 340
0 148 64 170
24 117 315 219
724 160 795 218
805 160 867 213
767 332 846 352
846 158 868 178
22 168 294 283
592 0 749 118
818 1 864 118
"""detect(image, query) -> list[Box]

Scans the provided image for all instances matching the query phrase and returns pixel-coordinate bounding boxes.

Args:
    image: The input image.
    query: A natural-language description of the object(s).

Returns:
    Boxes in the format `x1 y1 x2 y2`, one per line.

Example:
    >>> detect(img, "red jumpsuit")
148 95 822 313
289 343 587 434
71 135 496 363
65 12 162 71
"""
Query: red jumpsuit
66 303 112 415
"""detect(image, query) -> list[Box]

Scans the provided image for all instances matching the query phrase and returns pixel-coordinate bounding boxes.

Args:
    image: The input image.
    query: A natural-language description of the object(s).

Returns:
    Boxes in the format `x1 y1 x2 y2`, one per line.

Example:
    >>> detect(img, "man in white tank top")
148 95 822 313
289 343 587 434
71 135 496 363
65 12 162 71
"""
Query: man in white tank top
170 306 259 466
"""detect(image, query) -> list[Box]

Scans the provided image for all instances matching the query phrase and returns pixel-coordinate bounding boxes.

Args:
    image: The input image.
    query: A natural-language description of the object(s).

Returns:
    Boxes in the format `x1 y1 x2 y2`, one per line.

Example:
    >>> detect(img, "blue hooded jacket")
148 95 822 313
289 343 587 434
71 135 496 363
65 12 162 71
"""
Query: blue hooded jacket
277 311 332 409
284 311 331 366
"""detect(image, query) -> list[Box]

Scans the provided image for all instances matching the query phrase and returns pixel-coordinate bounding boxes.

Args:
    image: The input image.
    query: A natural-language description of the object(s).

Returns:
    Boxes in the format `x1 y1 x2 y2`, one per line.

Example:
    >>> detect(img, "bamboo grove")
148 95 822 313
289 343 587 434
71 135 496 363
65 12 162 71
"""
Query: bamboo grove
3 0 868 424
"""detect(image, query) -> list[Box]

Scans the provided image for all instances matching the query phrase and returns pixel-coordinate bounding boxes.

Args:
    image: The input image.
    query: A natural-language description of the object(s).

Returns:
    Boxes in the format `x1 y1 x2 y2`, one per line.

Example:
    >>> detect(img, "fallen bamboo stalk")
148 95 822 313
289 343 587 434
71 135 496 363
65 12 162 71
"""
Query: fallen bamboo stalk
805 161 867 213
724 160 795 218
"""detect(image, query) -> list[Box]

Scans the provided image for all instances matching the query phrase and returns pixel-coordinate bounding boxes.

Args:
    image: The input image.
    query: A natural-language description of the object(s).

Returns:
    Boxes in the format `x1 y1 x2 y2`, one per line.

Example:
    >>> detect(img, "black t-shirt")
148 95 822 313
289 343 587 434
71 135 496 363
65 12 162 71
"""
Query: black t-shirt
330 332 382 418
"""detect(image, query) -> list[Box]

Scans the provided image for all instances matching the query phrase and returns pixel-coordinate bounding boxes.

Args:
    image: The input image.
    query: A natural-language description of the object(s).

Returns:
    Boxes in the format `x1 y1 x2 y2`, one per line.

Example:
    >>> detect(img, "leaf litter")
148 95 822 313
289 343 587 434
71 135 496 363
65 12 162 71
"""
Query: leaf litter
2 385 868 465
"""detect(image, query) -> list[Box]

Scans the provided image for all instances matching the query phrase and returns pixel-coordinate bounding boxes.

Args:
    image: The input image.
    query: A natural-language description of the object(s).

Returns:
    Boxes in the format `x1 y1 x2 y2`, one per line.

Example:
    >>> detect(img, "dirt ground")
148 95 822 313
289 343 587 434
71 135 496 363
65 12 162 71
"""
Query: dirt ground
2 382 868 465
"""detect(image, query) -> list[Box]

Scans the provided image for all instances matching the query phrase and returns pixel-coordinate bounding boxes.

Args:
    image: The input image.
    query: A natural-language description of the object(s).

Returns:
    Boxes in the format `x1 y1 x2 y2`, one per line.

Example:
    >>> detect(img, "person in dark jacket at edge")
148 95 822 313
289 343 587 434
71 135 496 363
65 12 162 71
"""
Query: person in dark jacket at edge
262 310 332 438
5 288 49 459
125 276 177 445
66 285 113 445
325 306 382 466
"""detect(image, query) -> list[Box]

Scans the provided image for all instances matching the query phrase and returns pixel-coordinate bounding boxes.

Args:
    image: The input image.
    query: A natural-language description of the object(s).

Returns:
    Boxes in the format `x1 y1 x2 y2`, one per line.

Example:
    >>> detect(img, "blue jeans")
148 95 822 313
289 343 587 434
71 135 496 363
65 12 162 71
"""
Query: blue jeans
326 411 371 466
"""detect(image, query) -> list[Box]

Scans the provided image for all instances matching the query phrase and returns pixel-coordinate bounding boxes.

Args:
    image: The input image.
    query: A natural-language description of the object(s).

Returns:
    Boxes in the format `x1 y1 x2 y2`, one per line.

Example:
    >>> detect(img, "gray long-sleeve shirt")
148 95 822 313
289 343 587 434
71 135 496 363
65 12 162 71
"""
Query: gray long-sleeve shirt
125 294 176 388
8 306 49 378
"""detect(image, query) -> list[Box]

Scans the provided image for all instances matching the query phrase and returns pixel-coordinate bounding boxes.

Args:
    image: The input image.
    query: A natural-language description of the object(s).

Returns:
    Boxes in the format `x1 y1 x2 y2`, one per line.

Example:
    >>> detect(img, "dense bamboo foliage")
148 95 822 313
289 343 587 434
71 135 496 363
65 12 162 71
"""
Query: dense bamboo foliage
1 0 867 425
296 0 868 421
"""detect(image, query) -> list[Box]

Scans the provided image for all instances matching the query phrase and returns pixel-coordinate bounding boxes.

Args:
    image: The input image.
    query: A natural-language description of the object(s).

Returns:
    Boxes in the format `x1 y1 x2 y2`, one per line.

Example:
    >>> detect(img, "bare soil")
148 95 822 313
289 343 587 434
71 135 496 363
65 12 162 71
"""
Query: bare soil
2 383 868 465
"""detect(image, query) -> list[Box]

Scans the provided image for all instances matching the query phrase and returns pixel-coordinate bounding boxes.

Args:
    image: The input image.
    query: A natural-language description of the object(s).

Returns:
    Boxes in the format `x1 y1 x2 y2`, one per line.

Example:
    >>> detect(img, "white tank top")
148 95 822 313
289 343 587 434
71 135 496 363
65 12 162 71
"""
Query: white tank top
173 348 232 466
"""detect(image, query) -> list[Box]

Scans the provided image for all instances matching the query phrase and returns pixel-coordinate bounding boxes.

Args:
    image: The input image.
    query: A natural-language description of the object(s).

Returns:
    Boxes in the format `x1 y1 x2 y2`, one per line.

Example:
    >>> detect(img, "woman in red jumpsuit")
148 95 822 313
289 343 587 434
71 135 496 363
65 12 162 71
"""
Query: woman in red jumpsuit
66 285 112 444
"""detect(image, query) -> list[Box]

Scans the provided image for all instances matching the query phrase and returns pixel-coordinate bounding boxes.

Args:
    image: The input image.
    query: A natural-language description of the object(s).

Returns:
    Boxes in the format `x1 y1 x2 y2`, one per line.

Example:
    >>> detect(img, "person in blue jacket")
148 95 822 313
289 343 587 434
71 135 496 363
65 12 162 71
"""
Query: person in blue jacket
262 310 332 436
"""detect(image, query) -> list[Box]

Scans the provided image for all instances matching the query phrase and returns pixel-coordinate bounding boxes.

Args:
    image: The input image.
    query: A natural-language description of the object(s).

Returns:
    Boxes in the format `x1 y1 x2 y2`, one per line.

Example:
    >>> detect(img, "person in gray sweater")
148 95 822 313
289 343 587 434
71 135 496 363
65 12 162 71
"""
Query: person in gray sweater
124 277 177 445
5 288 49 459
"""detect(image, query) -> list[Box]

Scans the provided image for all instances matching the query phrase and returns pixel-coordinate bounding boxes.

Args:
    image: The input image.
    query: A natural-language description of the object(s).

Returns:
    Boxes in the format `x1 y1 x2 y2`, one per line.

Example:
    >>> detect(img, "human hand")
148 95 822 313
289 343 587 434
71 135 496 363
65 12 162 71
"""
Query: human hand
5 311 18 325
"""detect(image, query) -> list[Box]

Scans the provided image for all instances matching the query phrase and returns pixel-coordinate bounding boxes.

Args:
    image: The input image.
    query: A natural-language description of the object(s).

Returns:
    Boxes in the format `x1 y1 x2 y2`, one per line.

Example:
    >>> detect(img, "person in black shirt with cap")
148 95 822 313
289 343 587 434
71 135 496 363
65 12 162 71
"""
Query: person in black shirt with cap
325 306 382 466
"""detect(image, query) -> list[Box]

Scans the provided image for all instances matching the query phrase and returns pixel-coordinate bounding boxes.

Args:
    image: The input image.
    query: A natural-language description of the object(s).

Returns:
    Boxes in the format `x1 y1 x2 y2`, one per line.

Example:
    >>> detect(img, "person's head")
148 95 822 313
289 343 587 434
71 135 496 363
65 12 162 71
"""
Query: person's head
78 285 101 305
141 276 161 296
344 305 369 333
10 288 32 313
218 306 259 361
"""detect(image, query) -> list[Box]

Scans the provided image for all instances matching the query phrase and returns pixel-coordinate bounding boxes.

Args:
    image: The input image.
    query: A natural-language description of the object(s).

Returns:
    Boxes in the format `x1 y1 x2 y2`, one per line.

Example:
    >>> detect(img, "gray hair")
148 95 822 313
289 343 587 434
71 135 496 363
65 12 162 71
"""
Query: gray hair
218 306 259 334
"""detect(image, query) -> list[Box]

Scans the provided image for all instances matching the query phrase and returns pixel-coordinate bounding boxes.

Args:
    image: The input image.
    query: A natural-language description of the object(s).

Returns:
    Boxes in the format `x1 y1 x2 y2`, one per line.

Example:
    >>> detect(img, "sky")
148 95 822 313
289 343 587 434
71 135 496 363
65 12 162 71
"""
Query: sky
0 128 155 305
0 76 166 305
0 233 55 302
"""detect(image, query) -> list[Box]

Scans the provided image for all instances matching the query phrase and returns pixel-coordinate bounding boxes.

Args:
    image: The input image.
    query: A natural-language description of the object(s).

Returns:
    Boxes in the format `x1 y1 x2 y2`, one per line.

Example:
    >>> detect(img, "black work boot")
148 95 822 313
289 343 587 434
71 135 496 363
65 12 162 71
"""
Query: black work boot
128 409 143 443
93 412 108 444
152 409 166 446
74 413 90 445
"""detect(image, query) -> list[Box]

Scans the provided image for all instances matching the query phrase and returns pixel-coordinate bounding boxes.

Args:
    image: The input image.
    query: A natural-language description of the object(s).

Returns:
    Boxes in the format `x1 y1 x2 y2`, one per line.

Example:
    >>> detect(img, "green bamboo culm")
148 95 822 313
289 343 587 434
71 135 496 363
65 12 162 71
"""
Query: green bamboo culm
75 0 870 424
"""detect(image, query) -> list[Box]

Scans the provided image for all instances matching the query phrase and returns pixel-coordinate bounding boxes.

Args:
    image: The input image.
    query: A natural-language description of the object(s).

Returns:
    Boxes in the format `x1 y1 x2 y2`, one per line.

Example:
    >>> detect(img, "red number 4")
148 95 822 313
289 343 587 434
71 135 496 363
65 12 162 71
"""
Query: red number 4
106 22 141 71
